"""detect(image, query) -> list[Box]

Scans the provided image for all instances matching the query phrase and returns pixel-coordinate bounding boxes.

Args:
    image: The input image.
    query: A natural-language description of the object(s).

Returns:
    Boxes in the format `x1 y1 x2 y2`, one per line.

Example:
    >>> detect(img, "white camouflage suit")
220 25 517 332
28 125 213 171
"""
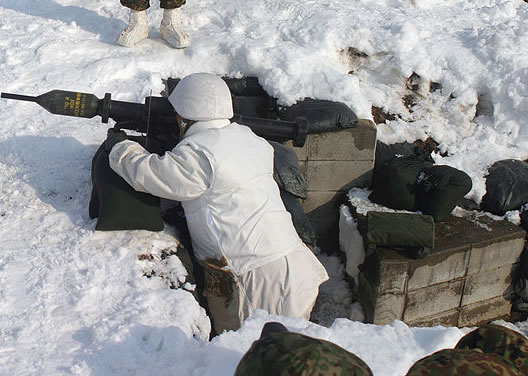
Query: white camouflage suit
109 73 328 333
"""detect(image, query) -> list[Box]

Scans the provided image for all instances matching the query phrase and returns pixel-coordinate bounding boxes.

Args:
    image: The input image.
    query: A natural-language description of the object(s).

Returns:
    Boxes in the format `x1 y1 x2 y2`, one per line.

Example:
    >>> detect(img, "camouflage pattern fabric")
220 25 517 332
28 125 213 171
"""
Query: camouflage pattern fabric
455 323 528 374
120 0 186 11
406 348 523 376
235 327 373 376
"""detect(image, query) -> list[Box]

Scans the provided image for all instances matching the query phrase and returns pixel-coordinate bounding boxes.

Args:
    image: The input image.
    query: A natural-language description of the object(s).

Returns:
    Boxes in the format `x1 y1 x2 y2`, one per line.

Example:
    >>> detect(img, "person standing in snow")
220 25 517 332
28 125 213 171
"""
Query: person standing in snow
118 0 191 48
105 73 329 334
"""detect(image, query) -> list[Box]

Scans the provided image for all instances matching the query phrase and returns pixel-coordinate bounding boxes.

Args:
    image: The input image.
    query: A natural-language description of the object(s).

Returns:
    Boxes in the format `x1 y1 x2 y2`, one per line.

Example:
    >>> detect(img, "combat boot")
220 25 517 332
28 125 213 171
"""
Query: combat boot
160 8 191 49
117 10 149 47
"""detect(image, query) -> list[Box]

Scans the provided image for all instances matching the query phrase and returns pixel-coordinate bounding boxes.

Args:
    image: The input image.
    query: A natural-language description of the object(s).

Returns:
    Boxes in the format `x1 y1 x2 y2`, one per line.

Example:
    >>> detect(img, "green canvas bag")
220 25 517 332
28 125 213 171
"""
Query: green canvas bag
365 211 435 259
89 141 164 231
416 165 472 221
369 155 434 211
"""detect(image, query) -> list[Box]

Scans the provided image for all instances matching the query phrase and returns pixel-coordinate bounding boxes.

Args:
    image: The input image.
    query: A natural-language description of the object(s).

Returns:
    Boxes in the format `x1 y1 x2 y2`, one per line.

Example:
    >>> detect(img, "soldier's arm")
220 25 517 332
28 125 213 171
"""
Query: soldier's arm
109 139 211 201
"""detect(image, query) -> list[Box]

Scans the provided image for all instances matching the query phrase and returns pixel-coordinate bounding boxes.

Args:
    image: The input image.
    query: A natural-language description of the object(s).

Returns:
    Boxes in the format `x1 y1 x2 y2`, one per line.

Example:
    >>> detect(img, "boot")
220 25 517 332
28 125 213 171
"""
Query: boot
160 8 191 49
117 10 149 47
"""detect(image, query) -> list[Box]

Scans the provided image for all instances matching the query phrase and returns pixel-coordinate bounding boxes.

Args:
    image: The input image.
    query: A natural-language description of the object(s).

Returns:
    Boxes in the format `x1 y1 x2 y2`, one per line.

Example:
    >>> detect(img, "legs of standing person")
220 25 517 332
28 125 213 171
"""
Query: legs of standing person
118 0 150 46
118 0 191 48
159 0 191 48
121 0 150 11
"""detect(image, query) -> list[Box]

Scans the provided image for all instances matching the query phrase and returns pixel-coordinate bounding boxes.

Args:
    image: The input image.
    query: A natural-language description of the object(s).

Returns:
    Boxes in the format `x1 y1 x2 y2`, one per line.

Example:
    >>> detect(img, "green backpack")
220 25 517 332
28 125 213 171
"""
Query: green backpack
369 155 434 211
416 165 472 221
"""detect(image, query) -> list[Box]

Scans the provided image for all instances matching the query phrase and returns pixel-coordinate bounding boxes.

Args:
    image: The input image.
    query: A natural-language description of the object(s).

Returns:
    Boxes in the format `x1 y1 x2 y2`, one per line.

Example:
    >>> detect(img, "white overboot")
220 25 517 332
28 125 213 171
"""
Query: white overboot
160 8 191 49
117 9 149 47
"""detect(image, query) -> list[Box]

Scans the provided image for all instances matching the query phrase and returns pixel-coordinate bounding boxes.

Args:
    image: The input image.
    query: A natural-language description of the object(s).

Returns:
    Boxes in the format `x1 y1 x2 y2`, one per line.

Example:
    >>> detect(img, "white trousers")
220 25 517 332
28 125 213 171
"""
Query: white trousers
202 245 329 334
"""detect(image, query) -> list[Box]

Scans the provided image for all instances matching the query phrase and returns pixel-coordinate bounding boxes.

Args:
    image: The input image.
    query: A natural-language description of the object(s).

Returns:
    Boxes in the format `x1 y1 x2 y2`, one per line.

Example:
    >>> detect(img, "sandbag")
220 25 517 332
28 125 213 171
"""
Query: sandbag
277 98 358 134
365 211 435 259
232 95 276 119
481 159 528 215
89 140 164 231
416 165 472 221
280 190 317 248
369 155 434 211
270 141 307 199
222 76 268 97
268 141 314 247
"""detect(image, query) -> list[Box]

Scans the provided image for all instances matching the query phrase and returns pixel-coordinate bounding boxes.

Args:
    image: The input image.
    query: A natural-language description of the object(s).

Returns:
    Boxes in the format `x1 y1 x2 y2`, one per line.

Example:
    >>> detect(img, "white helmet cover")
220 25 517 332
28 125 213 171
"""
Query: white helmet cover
168 73 234 121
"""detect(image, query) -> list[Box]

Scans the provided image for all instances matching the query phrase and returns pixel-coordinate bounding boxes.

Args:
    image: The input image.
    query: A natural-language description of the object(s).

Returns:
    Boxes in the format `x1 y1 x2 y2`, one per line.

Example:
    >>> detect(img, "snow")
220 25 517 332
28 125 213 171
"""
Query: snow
1 0 527 375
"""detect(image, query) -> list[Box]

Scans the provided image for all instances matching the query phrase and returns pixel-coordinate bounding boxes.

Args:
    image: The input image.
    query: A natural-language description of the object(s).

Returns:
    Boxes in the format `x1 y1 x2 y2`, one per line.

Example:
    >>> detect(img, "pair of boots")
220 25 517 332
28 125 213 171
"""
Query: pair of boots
118 8 191 49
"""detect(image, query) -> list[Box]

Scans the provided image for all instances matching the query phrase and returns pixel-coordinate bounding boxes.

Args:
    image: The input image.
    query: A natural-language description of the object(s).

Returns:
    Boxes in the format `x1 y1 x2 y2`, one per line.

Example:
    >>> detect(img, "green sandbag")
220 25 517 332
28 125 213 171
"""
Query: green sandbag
366 211 434 259
89 141 164 231
416 165 472 221
369 155 434 211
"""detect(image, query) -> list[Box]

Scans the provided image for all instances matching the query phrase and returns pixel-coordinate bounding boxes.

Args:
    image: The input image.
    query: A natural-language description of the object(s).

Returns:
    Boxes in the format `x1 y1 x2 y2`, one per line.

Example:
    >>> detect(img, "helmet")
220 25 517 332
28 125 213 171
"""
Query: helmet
168 73 234 121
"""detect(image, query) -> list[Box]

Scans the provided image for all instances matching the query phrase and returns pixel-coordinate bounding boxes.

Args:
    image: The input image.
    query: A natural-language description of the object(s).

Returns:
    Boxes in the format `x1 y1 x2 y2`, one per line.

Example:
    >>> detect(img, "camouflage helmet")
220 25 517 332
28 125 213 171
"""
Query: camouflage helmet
455 323 528 374
235 322 373 376
406 348 523 376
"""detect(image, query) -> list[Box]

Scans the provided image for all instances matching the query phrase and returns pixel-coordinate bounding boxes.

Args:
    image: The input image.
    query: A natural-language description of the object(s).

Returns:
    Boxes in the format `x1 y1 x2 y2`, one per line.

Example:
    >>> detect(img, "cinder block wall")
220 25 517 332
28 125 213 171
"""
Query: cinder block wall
286 119 377 252
358 214 526 327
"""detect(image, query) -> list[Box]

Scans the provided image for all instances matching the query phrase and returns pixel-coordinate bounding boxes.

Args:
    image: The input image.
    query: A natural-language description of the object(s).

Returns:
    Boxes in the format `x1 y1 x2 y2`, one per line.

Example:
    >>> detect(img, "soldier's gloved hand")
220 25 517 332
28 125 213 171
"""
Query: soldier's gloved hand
105 128 128 152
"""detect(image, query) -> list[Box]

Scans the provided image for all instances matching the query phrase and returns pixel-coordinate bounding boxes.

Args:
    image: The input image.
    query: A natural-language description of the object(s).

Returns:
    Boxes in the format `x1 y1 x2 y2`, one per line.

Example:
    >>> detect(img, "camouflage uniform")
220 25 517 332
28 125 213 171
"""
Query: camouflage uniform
406 349 523 376
120 0 186 11
455 323 528 374
235 322 373 376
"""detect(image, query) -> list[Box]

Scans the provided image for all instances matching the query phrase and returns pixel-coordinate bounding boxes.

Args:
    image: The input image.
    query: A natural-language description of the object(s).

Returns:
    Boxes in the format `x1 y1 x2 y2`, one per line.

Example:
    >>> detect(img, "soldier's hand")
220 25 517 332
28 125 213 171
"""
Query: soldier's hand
105 128 128 152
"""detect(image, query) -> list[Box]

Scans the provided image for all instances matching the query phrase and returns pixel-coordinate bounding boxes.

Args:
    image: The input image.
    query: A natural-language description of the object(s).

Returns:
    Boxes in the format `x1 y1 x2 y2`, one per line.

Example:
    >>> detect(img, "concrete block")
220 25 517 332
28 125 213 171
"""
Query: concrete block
362 249 409 295
306 191 347 253
378 260 408 295
303 191 342 213
468 215 526 249
458 296 512 327
468 237 525 275
461 264 516 306
404 280 464 322
297 160 307 179
407 249 469 291
359 266 406 325
358 271 376 323
307 122 377 161
427 217 473 255
407 309 460 327
372 293 406 325
305 160 373 191
285 138 308 162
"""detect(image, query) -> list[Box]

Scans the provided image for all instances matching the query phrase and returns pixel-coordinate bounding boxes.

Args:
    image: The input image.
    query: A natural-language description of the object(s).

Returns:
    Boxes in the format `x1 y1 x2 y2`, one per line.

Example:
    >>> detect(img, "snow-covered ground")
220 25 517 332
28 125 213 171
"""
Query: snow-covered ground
1 0 527 375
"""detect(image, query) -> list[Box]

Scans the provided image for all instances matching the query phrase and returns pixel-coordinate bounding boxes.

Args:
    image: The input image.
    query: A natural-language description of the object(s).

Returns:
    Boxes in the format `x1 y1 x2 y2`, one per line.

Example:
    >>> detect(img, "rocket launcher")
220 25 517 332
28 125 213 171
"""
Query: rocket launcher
1 90 308 148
